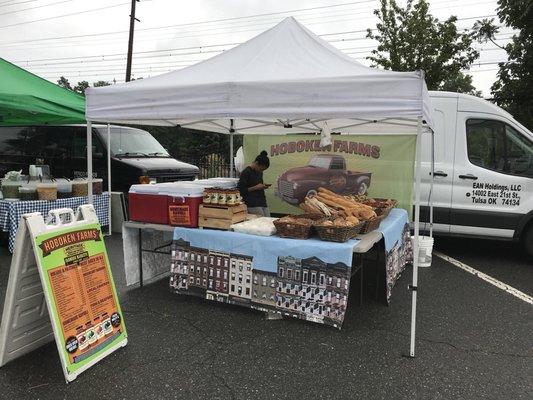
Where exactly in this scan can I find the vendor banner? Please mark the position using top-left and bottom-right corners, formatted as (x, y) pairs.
(243, 135), (416, 216)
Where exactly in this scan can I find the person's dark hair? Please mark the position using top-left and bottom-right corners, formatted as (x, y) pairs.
(254, 150), (270, 168)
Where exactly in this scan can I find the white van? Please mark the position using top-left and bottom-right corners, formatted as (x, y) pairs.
(420, 91), (533, 256)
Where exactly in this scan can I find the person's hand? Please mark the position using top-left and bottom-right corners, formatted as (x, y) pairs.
(250, 183), (269, 191)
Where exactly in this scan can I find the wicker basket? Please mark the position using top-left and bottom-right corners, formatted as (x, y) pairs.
(359, 215), (383, 234)
(273, 215), (319, 239)
(363, 199), (397, 216)
(314, 220), (364, 242)
(359, 204), (396, 234)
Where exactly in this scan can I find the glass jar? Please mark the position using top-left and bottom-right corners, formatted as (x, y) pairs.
(210, 189), (219, 204)
(218, 189), (227, 205)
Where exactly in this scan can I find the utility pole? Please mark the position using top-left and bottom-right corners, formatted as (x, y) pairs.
(125, 0), (139, 82)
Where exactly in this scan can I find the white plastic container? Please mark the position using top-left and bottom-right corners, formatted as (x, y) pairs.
(1, 180), (22, 199)
(418, 236), (434, 268)
(36, 182), (58, 201)
(56, 179), (73, 199)
(204, 178), (239, 189)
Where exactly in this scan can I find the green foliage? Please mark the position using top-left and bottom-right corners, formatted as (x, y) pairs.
(73, 81), (89, 95)
(57, 76), (72, 91)
(133, 125), (243, 163)
(55, 77), (110, 95)
(367, 0), (480, 95)
(473, 1), (533, 130)
(93, 80), (111, 87)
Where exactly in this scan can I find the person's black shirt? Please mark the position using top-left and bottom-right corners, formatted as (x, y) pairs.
(238, 166), (267, 207)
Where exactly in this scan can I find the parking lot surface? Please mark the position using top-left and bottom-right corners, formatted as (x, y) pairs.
(0, 234), (531, 400)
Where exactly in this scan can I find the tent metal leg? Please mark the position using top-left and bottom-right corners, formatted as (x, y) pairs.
(107, 123), (112, 235)
(229, 119), (235, 178)
(429, 129), (434, 238)
(87, 120), (94, 204)
(409, 116), (423, 357)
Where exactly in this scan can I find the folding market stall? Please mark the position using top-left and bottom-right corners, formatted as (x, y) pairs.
(85, 17), (434, 356)
(0, 57), (86, 125)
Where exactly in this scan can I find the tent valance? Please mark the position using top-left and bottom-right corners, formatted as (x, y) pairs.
(86, 17), (433, 131)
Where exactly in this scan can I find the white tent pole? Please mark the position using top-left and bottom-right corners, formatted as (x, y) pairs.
(429, 128), (435, 238)
(107, 123), (112, 235)
(409, 115), (423, 357)
(87, 120), (94, 204)
(229, 118), (235, 178)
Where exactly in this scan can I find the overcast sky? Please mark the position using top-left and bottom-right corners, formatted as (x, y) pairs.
(0, 0), (512, 97)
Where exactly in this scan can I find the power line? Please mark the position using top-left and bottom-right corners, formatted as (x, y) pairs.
(0, 1), (130, 28)
(0, 4), (377, 46)
(0, 0), (74, 16)
(0, 0), (496, 44)
(14, 29), (514, 68)
(0, 0), (38, 6)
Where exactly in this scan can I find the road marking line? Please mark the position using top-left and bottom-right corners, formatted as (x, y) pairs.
(434, 251), (533, 305)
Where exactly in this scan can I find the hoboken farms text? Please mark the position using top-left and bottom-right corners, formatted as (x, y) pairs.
(270, 139), (380, 159)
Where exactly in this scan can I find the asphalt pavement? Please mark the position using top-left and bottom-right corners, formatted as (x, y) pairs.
(0, 234), (531, 400)
(434, 236), (533, 297)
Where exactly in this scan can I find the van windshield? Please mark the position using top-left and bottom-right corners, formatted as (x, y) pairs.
(97, 127), (169, 157)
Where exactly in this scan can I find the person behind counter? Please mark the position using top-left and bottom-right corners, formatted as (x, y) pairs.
(238, 150), (271, 217)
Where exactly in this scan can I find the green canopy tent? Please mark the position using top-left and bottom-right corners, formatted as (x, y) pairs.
(0, 58), (113, 232)
(0, 58), (85, 125)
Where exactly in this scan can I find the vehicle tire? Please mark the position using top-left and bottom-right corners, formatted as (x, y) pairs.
(306, 189), (317, 197)
(523, 223), (533, 259)
(356, 181), (369, 195)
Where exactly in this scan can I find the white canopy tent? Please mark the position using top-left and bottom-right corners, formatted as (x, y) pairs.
(86, 17), (434, 356)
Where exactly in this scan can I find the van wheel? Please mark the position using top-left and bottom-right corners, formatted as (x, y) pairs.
(523, 224), (533, 259)
(306, 189), (317, 198)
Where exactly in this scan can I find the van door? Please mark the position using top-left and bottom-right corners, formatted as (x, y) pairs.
(71, 127), (106, 179)
(450, 114), (533, 238)
(419, 99), (456, 233)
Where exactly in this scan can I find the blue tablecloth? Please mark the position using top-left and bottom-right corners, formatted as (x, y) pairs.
(169, 208), (410, 328)
(379, 208), (409, 252)
(0, 193), (109, 252)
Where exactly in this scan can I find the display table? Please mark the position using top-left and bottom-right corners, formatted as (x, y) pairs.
(122, 209), (411, 328)
(0, 193), (109, 252)
(122, 221), (383, 286)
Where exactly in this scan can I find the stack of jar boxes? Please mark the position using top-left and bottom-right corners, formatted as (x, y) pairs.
(128, 178), (239, 228)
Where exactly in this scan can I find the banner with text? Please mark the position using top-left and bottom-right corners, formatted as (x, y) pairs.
(243, 135), (416, 216)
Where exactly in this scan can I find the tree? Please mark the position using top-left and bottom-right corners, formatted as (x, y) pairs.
(57, 76), (72, 90)
(473, 1), (533, 130)
(93, 80), (111, 87)
(367, 0), (480, 95)
(73, 80), (89, 95)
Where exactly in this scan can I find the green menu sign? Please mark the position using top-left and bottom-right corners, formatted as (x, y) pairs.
(33, 219), (127, 381)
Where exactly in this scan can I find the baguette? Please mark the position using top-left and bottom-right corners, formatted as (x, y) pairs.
(316, 195), (355, 216)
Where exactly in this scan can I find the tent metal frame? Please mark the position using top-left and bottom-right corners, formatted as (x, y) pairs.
(85, 114), (434, 358)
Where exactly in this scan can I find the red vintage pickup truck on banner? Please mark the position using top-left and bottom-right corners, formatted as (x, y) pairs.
(276, 154), (372, 204)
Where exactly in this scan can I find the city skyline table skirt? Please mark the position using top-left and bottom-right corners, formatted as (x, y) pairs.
(0, 193), (109, 252)
(170, 209), (411, 329)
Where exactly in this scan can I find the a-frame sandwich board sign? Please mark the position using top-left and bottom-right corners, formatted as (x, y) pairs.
(0, 205), (127, 382)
